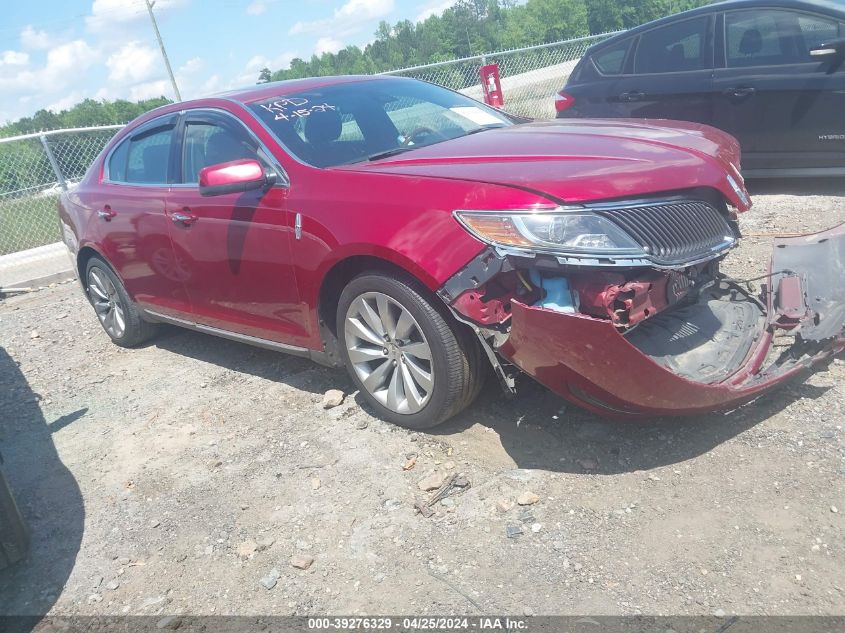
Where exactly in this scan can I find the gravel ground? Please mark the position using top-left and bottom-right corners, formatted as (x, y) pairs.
(0, 180), (843, 619)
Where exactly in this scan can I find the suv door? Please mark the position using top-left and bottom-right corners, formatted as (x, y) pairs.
(95, 115), (192, 318)
(607, 15), (716, 123)
(713, 8), (845, 172)
(166, 109), (309, 346)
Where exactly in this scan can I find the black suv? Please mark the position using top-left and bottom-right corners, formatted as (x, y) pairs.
(556, 0), (845, 177)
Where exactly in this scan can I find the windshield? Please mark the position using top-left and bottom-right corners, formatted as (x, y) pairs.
(247, 78), (513, 168)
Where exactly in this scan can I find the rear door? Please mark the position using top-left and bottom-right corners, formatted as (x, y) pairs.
(713, 8), (845, 171)
(165, 109), (309, 346)
(94, 114), (192, 318)
(605, 15), (716, 123)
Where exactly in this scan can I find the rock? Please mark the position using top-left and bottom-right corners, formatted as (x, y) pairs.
(441, 498), (455, 508)
(418, 471), (448, 491)
(256, 537), (275, 551)
(578, 458), (598, 471)
(531, 523), (542, 533)
(506, 525), (523, 538)
(374, 572), (386, 583)
(453, 476), (470, 488)
(496, 499), (515, 513)
(355, 418), (369, 430)
(443, 461), (456, 470)
(523, 607), (535, 617)
(402, 455), (417, 471)
(259, 569), (280, 590)
(105, 580), (120, 591)
(156, 616), (182, 630)
(383, 498), (403, 511)
(29, 330), (40, 339)
(553, 541), (565, 550)
(117, 557), (131, 565)
(237, 540), (257, 559)
(517, 491), (540, 506)
(149, 520), (160, 528)
(322, 389), (345, 409)
(291, 554), (314, 570)
(311, 477), (321, 491)
(713, 609), (727, 618)
(832, 506), (839, 513)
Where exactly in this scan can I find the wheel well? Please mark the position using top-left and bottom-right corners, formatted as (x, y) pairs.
(318, 256), (419, 338)
(76, 246), (101, 287)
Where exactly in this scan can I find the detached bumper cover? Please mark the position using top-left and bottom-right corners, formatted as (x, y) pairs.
(498, 224), (845, 416)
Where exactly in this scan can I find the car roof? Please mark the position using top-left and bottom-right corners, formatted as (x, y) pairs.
(211, 74), (402, 105)
(589, 0), (845, 50)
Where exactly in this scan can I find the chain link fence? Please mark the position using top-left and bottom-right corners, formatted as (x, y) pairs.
(0, 126), (122, 257)
(381, 32), (619, 119)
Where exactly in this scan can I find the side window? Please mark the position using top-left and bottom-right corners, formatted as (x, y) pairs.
(592, 39), (631, 75)
(634, 16), (710, 74)
(126, 126), (173, 185)
(107, 138), (130, 182)
(182, 121), (257, 184)
(725, 10), (800, 67)
(796, 13), (840, 58)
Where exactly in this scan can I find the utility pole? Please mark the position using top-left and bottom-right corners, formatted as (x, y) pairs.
(143, 0), (182, 101)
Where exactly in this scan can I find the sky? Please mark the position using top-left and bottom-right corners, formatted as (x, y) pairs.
(0, 0), (459, 124)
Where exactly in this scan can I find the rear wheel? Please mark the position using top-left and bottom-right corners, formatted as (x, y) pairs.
(337, 272), (484, 429)
(85, 257), (157, 348)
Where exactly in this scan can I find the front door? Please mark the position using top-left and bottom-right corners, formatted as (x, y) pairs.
(713, 7), (845, 170)
(165, 109), (309, 347)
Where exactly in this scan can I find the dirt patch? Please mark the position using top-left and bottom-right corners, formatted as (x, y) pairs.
(1, 180), (844, 617)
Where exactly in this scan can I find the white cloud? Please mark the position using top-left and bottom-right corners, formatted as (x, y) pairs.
(128, 79), (171, 101)
(414, 0), (457, 23)
(20, 25), (51, 50)
(43, 40), (97, 82)
(1, 51), (29, 66)
(107, 41), (160, 83)
(290, 0), (394, 36)
(315, 37), (343, 56)
(86, 0), (189, 33)
(246, 1), (267, 16)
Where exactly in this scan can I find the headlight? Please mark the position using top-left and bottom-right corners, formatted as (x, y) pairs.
(454, 209), (643, 255)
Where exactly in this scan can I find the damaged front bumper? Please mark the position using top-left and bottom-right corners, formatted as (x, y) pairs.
(441, 224), (845, 417)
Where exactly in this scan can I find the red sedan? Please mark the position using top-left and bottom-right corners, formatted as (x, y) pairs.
(59, 75), (845, 428)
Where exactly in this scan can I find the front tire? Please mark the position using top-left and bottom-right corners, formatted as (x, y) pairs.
(85, 257), (157, 348)
(337, 272), (484, 429)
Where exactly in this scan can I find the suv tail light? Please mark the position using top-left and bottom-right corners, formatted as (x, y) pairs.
(555, 91), (575, 113)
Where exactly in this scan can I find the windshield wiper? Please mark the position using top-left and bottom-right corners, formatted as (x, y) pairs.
(464, 125), (506, 136)
(368, 147), (415, 161)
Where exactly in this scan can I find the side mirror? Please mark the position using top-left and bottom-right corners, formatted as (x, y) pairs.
(810, 38), (845, 58)
(198, 159), (277, 197)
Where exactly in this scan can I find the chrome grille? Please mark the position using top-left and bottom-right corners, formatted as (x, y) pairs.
(593, 200), (735, 265)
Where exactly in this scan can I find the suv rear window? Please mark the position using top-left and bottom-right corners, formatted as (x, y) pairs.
(634, 16), (710, 74)
(592, 40), (631, 75)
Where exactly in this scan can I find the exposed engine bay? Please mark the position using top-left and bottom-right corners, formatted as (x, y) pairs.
(437, 197), (845, 415)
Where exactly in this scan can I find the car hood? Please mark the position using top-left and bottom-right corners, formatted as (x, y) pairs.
(337, 119), (749, 210)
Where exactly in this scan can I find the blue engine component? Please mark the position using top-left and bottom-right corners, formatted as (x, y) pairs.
(528, 270), (576, 313)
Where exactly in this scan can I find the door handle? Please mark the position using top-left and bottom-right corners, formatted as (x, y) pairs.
(724, 87), (756, 98)
(170, 209), (198, 226)
(619, 91), (645, 102)
(97, 206), (116, 221)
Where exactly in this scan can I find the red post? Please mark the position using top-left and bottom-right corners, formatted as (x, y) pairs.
(480, 63), (504, 108)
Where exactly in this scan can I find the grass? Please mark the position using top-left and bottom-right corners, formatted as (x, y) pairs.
(0, 194), (61, 256)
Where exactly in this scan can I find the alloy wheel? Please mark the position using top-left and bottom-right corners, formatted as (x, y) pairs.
(344, 291), (434, 414)
(87, 268), (126, 338)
